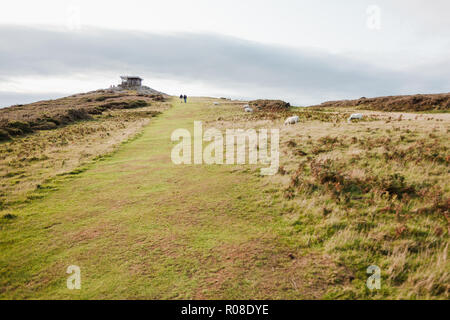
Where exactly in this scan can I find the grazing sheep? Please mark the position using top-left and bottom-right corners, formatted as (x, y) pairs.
(213, 102), (220, 105)
(244, 107), (253, 113)
(284, 116), (299, 125)
(347, 113), (363, 123)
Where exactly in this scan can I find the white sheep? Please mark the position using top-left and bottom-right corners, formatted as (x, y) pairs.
(347, 113), (363, 123)
(284, 116), (299, 125)
(213, 102), (220, 105)
(244, 107), (253, 113)
(243, 104), (250, 109)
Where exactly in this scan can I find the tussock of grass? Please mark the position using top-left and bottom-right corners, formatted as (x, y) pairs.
(2, 213), (17, 220)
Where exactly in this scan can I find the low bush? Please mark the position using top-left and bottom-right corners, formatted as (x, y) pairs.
(249, 99), (290, 111)
(288, 158), (422, 203)
(0, 128), (10, 141)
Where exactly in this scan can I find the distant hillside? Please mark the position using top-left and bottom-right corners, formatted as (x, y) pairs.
(0, 90), (165, 141)
(310, 93), (450, 112)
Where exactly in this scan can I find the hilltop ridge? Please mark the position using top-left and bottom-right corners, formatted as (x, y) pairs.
(310, 92), (450, 112)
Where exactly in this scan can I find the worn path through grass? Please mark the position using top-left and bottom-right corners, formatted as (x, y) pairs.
(0, 98), (342, 299)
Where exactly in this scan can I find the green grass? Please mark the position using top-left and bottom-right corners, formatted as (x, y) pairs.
(2, 97), (447, 300)
(0, 98), (344, 299)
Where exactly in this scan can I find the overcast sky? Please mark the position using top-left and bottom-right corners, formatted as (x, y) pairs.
(0, 0), (449, 107)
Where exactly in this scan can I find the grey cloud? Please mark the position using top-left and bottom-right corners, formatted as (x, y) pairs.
(0, 91), (67, 108)
(0, 25), (449, 105)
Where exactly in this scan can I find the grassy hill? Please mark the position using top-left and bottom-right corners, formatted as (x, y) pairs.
(0, 90), (165, 141)
(0, 90), (169, 208)
(0, 94), (448, 299)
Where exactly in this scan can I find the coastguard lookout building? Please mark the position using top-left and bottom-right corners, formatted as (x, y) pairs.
(120, 76), (143, 87)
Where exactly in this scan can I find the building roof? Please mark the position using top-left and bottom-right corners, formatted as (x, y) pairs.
(120, 76), (143, 80)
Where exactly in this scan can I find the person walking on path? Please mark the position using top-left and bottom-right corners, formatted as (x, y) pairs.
(179, 94), (183, 101)
(183, 95), (187, 103)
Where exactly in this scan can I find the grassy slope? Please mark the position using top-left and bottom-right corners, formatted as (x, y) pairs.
(0, 98), (345, 299)
(0, 103), (168, 207)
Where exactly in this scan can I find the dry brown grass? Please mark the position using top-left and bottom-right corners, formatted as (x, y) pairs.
(249, 99), (290, 111)
(206, 99), (449, 299)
